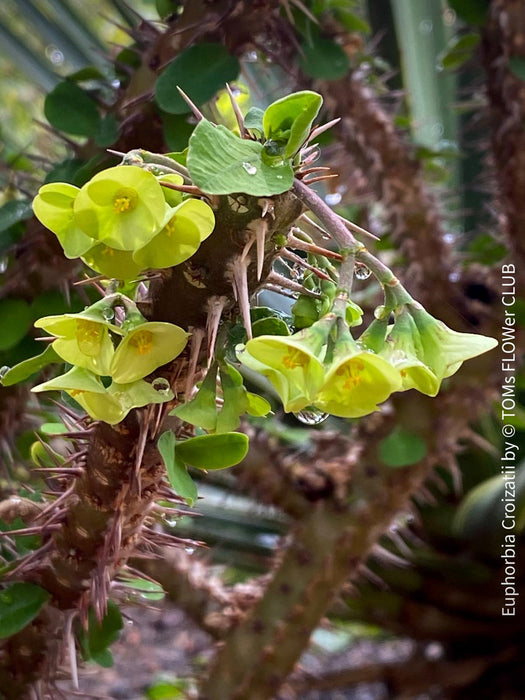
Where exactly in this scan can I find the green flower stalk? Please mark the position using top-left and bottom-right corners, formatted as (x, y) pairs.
(34, 299), (123, 376)
(314, 321), (402, 418)
(237, 315), (335, 412)
(110, 321), (189, 383)
(33, 182), (95, 258)
(73, 165), (166, 251)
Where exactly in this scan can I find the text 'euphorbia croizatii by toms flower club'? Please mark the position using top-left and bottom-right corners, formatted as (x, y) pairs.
(6, 92), (497, 436)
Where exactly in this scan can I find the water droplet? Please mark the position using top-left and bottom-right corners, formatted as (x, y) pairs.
(0, 366), (10, 379)
(0, 257), (8, 273)
(354, 264), (372, 280)
(294, 408), (329, 425)
(102, 307), (115, 321)
(106, 279), (119, 294)
(242, 162), (257, 175)
(242, 50), (258, 62)
(185, 546), (195, 554)
(448, 271), (460, 282)
(419, 19), (433, 34)
(443, 233), (454, 244)
(152, 377), (171, 395)
(373, 305), (387, 320)
(324, 192), (342, 206)
(112, 78), (121, 89)
(276, 174), (283, 180)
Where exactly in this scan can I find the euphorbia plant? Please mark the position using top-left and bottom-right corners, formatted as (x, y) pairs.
(0, 88), (498, 692)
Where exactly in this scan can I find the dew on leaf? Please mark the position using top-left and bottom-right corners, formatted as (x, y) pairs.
(373, 305), (387, 320)
(242, 162), (257, 175)
(102, 307), (115, 321)
(152, 377), (171, 395)
(0, 366), (10, 379)
(0, 257), (8, 273)
(293, 408), (329, 425)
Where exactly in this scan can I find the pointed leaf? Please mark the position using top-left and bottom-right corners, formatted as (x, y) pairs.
(158, 431), (198, 505)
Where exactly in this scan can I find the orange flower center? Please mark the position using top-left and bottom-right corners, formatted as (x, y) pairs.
(336, 360), (365, 390)
(282, 348), (309, 370)
(164, 218), (176, 237)
(69, 389), (85, 397)
(129, 330), (154, 355)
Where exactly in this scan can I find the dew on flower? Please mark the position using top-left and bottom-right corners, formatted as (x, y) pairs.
(152, 377), (171, 394)
(294, 408), (329, 425)
(354, 264), (372, 280)
(129, 330), (154, 355)
(76, 320), (103, 356)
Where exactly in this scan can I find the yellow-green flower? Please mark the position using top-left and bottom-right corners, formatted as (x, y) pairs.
(82, 242), (144, 281)
(73, 165), (166, 251)
(32, 367), (174, 425)
(314, 326), (402, 418)
(110, 321), (189, 383)
(33, 182), (95, 258)
(237, 315), (335, 412)
(34, 299), (122, 376)
(403, 303), (498, 382)
(375, 311), (440, 397)
(32, 367), (125, 424)
(133, 199), (215, 270)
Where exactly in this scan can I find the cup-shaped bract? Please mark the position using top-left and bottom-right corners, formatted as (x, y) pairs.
(110, 321), (189, 383)
(32, 366), (125, 424)
(314, 328), (402, 418)
(34, 299), (122, 376)
(73, 165), (166, 251)
(133, 199), (215, 270)
(405, 303), (498, 381)
(81, 242), (144, 280)
(33, 182), (95, 258)
(378, 310), (440, 397)
(237, 314), (335, 412)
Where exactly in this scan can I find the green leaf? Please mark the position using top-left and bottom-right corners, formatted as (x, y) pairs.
(447, 0), (489, 26)
(298, 36), (350, 80)
(170, 363), (219, 431)
(246, 392), (271, 417)
(216, 364), (247, 433)
(82, 602), (123, 658)
(147, 678), (187, 699)
(243, 107), (265, 136)
(161, 113), (195, 151)
(0, 583), (50, 639)
(176, 432), (249, 470)
(509, 57), (525, 82)
(187, 120), (294, 196)
(119, 575), (165, 601)
(94, 114), (120, 147)
(155, 43), (239, 115)
(158, 431), (198, 505)
(0, 299), (33, 351)
(438, 33), (480, 71)
(263, 91), (323, 158)
(44, 81), (101, 137)
(0, 345), (62, 386)
(378, 427), (427, 468)
(0, 200), (33, 232)
(252, 317), (291, 337)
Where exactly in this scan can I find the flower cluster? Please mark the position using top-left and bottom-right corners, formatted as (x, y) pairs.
(237, 303), (497, 419)
(33, 165), (215, 280)
(32, 297), (189, 424)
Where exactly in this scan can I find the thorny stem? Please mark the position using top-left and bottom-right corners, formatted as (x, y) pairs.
(332, 253), (355, 317)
